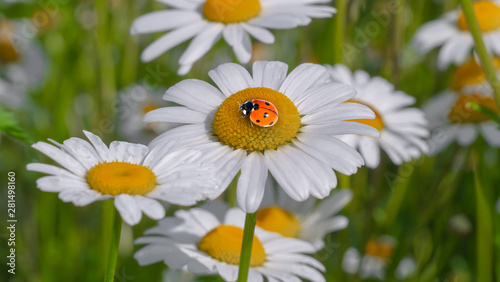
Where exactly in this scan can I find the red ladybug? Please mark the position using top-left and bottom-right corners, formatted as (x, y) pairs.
(239, 99), (278, 127)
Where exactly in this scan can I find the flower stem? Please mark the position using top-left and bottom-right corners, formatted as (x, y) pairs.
(459, 0), (500, 108)
(104, 207), (122, 282)
(237, 212), (257, 282)
(473, 150), (493, 282)
(333, 0), (347, 64)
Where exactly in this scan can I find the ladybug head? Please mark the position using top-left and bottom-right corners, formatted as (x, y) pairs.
(239, 100), (255, 116)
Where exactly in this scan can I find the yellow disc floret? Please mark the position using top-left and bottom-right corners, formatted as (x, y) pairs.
(256, 207), (301, 237)
(451, 57), (500, 91)
(86, 162), (157, 196)
(198, 225), (266, 266)
(0, 20), (19, 64)
(365, 240), (395, 259)
(212, 87), (301, 152)
(346, 100), (384, 131)
(448, 93), (499, 124)
(458, 1), (500, 32)
(203, 0), (261, 24)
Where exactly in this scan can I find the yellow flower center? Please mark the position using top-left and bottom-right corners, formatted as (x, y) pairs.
(457, 1), (500, 32)
(346, 100), (384, 131)
(86, 162), (157, 196)
(448, 94), (499, 124)
(212, 87), (301, 152)
(0, 21), (19, 64)
(198, 225), (266, 266)
(143, 104), (159, 115)
(365, 240), (394, 259)
(256, 206), (301, 237)
(203, 0), (261, 24)
(451, 57), (500, 91)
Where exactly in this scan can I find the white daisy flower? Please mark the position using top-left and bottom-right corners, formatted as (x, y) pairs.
(342, 236), (415, 280)
(0, 18), (46, 88)
(257, 177), (352, 250)
(412, 0), (500, 70)
(424, 58), (500, 153)
(26, 131), (219, 226)
(134, 206), (326, 282)
(327, 64), (429, 168)
(118, 84), (176, 143)
(0, 77), (24, 108)
(425, 90), (500, 153)
(131, 0), (336, 75)
(144, 61), (380, 213)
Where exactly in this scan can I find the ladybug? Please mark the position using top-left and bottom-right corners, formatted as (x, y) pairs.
(239, 99), (278, 127)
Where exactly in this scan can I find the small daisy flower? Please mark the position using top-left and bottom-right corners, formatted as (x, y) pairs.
(412, 0), (500, 69)
(0, 18), (46, 88)
(134, 206), (326, 282)
(144, 61), (380, 213)
(257, 177), (352, 250)
(131, 0), (336, 75)
(327, 64), (429, 168)
(424, 59), (500, 153)
(342, 236), (415, 280)
(27, 131), (218, 226)
(118, 84), (176, 143)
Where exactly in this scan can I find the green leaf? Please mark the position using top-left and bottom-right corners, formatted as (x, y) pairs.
(467, 101), (500, 127)
(0, 108), (33, 144)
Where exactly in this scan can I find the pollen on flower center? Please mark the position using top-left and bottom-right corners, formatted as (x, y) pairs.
(256, 206), (301, 237)
(451, 57), (500, 91)
(346, 100), (384, 131)
(212, 87), (301, 152)
(457, 1), (500, 32)
(448, 93), (499, 124)
(203, 0), (261, 24)
(198, 225), (266, 266)
(86, 162), (157, 196)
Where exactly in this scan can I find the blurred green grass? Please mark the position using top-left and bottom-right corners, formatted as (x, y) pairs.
(0, 0), (499, 281)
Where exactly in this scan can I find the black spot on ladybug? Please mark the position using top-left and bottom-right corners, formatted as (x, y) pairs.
(254, 104), (260, 110)
(256, 120), (261, 123)
(263, 112), (269, 118)
(269, 121), (274, 126)
(265, 101), (270, 106)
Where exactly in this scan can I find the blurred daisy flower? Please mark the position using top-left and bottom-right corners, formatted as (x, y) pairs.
(131, 0), (336, 75)
(327, 64), (429, 168)
(144, 61), (380, 213)
(257, 178), (352, 250)
(424, 58), (500, 153)
(117, 84), (176, 143)
(27, 131), (218, 225)
(0, 18), (46, 108)
(134, 206), (326, 282)
(342, 236), (416, 280)
(412, 0), (500, 69)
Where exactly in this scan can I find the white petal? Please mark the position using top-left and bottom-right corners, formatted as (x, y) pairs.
(456, 125), (478, 146)
(164, 79), (225, 113)
(252, 61), (288, 90)
(83, 130), (113, 162)
(136, 196), (166, 220)
(115, 194), (143, 225)
(279, 63), (329, 102)
(223, 25), (252, 63)
(108, 141), (149, 164)
(481, 123), (500, 147)
(216, 264), (239, 281)
(242, 24), (275, 44)
(237, 152), (268, 213)
(143, 107), (208, 124)
(358, 137), (381, 169)
(209, 63), (254, 97)
(141, 21), (206, 62)
(130, 10), (202, 35)
(301, 102), (375, 125)
(32, 142), (87, 177)
(179, 23), (224, 65)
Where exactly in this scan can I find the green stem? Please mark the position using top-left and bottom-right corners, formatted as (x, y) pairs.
(237, 212), (257, 282)
(473, 154), (493, 282)
(383, 164), (412, 228)
(333, 0), (347, 64)
(459, 0), (500, 108)
(104, 207), (122, 282)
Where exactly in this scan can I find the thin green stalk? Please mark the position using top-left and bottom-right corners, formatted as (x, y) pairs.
(459, 0), (500, 108)
(383, 164), (413, 228)
(473, 156), (493, 282)
(338, 173), (351, 189)
(104, 207), (122, 282)
(333, 0), (347, 64)
(237, 212), (257, 282)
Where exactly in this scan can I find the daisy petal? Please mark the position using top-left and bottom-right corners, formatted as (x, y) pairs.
(237, 152), (269, 213)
